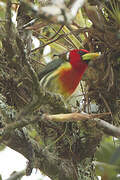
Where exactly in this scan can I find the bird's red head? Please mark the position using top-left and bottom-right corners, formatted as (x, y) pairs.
(69, 49), (89, 70)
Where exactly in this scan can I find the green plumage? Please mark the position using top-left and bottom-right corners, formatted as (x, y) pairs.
(38, 59), (65, 80)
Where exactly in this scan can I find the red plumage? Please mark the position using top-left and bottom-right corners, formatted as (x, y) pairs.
(59, 49), (89, 96)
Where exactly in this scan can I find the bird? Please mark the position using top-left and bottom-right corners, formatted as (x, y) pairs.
(38, 49), (99, 99)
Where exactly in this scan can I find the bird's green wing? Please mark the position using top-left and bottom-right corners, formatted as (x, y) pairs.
(38, 58), (65, 80)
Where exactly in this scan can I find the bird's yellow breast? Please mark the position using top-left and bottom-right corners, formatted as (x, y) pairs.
(40, 62), (83, 99)
(40, 62), (71, 98)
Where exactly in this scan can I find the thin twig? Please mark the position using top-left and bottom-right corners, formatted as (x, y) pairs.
(31, 28), (89, 52)
(31, 34), (66, 52)
(43, 112), (110, 123)
(99, 92), (113, 120)
(49, 24), (64, 40)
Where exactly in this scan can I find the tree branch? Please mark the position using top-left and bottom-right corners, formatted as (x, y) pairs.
(1, 108), (119, 139)
(93, 118), (120, 138)
(43, 112), (120, 138)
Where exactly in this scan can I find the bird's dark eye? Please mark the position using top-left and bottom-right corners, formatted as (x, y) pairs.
(77, 50), (87, 56)
(77, 50), (90, 64)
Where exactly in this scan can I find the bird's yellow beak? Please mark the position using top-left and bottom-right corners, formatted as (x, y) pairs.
(82, 52), (100, 61)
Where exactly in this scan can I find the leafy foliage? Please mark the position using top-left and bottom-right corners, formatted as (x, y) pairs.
(96, 136), (120, 180)
(0, 0), (120, 180)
